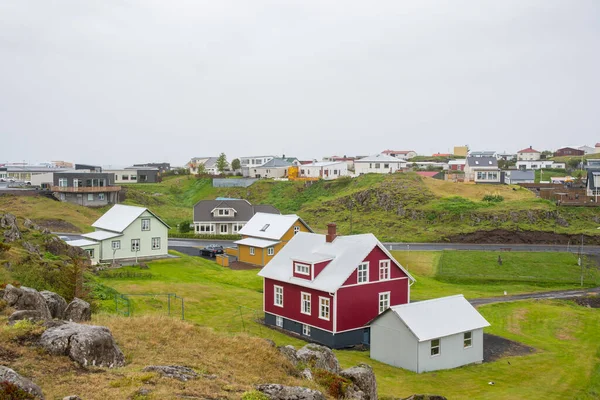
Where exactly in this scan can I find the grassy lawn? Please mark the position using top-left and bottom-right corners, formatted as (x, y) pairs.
(422, 177), (534, 201)
(93, 252), (600, 399)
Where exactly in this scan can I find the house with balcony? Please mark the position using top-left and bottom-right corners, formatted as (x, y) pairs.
(258, 224), (415, 348)
(464, 157), (502, 184)
(234, 213), (312, 267)
(52, 172), (121, 206)
(193, 199), (280, 235)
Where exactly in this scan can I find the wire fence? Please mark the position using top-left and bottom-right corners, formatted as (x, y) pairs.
(114, 293), (185, 319)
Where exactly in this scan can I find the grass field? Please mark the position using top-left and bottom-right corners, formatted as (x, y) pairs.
(422, 177), (534, 201)
(0, 195), (103, 232)
(90, 251), (600, 399)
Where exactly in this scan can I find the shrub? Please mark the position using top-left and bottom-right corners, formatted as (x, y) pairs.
(178, 220), (193, 234)
(482, 194), (504, 203)
(0, 381), (36, 400)
(313, 369), (352, 398)
(0, 242), (11, 253)
(241, 390), (269, 400)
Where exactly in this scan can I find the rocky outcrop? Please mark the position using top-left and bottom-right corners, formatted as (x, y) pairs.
(41, 290), (68, 319)
(64, 298), (91, 322)
(142, 365), (198, 382)
(40, 322), (125, 368)
(296, 344), (341, 374)
(8, 310), (45, 325)
(278, 345), (299, 366)
(3, 284), (52, 320)
(0, 365), (45, 399)
(22, 241), (41, 255)
(340, 364), (377, 400)
(256, 384), (325, 400)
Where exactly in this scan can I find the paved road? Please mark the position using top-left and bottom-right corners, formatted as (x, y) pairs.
(470, 286), (600, 306)
(54, 234), (600, 254)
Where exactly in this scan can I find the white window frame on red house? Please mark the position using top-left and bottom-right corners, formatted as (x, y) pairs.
(295, 262), (310, 275)
(301, 292), (311, 315)
(302, 324), (311, 336)
(379, 292), (390, 314)
(379, 260), (390, 280)
(357, 262), (369, 283)
(276, 316), (283, 327)
(274, 285), (284, 307)
(319, 297), (330, 320)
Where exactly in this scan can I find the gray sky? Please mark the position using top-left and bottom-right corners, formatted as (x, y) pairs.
(1, 0), (599, 166)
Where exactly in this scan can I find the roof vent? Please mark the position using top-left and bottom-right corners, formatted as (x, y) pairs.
(475, 161), (479, 165)
(260, 224), (270, 232)
(489, 161), (492, 165)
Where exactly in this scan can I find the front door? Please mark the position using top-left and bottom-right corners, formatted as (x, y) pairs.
(220, 224), (228, 234)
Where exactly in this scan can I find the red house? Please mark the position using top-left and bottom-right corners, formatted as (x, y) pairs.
(258, 224), (415, 348)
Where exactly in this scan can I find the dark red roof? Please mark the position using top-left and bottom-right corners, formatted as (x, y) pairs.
(517, 147), (540, 153)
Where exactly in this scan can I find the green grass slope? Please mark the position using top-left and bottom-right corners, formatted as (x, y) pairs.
(122, 174), (600, 242)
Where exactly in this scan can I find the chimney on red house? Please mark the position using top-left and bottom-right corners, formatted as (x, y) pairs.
(326, 223), (337, 243)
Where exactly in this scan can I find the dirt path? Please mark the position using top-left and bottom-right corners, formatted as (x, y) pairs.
(470, 286), (600, 306)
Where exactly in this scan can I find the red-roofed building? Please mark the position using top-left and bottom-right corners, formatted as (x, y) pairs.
(382, 150), (417, 160)
(517, 146), (541, 161)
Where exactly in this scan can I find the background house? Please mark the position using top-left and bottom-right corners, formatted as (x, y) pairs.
(105, 166), (160, 184)
(448, 159), (466, 171)
(554, 147), (584, 157)
(516, 160), (566, 170)
(52, 172), (120, 206)
(464, 157), (501, 184)
(453, 146), (469, 157)
(240, 156), (276, 177)
(78, 204), (170, 263)
(468, 151), (496, 158)
(381, 150), (417, 160)
(251, 158), (292, 179)
(298, 161), (349, 180)
(258, 224), (415, 348)
(355, 154), (407, 175)
(504, 170), (535, 185)
(193, 199), (279, 235)
(517, 147), (541, 161)
(370, 295), (489, 373)
(188, 157), (219, 175)
(133, 162), (171, 173)
(235, 213), (312, 267)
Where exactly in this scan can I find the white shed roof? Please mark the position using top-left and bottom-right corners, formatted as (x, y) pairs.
(66, 239), (99, 247)
(238, 213), (312, 240)
(234, 237), (280, 248)
(81, 231), (123, 241)
(258, 232), (414, 293)
(383, 295), (490, 342)
(355, 154), (406, 163)
(91, 204), (170, 233)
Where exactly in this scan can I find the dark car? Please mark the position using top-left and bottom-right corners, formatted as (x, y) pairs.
(200, 244), (224, 258)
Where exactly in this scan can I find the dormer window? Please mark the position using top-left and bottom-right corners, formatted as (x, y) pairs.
(260, 224), (270, 232)
(214, 208), (235, 217)
(295, 263), (310, 275)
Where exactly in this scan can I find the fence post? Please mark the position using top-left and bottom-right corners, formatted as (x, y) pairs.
(167, 294), (171, 316)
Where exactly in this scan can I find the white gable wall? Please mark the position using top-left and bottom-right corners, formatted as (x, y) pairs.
(97, 210), (169, 261)
(370, 310), (418, 372)
(355, 161), (405, 175)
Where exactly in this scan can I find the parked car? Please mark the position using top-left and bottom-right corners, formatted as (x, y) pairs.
(200, 244), (224, 257)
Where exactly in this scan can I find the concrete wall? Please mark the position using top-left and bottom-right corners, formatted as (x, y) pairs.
(213, 178), (258, 187)
(97, 210), (168, 261)
(58, 191), (115, 206)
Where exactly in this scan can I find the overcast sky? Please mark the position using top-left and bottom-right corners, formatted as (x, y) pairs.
(1, 0), (599, 166)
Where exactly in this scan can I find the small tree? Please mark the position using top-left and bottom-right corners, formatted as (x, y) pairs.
(540, 150), (553, 160)
(231, 158), (241, 171)
(179, 220), (192, 233)
(216, 153), (229, 174)
(567, 158), (580, 171)
(195, 163), (206, 176)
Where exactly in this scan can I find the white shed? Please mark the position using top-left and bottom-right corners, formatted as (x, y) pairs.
(370, 295), (490, 373)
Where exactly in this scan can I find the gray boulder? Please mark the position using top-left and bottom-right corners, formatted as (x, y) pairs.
(142, 365), (198, 381)
(41, 290), (68, 319)
(40, 322), (125, 368)
(296, 344), (341, 374)
(8, 310), (45, 325)
(63, 396), (82, 400)
(22, 241), (41, 255)
(278, 345), (299, 366)
(340, 364), (377, 400)
(3, 284), (52, 320)
(64, 298), (91, 322)
(0, 213), (17, 229)
(0, 365), (45, 399)
(256, 384), (325, 400)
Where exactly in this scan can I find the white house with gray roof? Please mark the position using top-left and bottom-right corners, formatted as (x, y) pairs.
(188, 157), (220, 175)
(370, 295), (490, 373)
(355, 154), (407, 175)
(70, 204), (170, 263)
(193, 199), (280, 235)
(464, 157), (502, 184)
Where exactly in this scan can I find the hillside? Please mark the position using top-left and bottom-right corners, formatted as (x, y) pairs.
(121, 174), (600, 242)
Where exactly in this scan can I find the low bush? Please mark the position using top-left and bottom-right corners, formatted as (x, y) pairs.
(312, 369), (352, 398)
(0, 242), (11, 253)
(482, 194), (504, 203)
(241, 390), (269, 400)
(0, 381), (36, 400)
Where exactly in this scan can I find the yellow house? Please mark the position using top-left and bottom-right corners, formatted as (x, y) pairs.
(234, 213), (313, 267)
(453, 146), (469, 157)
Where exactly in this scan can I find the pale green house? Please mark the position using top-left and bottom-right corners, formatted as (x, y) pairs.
(75, 204), (170, 263)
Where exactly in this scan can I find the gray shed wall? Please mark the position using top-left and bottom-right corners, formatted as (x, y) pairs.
(417, 328), (484, 373)
(370, 311), (418, 372)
